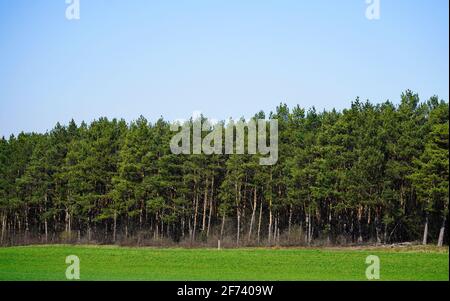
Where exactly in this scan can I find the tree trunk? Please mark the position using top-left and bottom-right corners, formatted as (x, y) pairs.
(288, 205), (293, 241)
(308, 210), (312, 245)
(327, 205), (332, 245)
(236, 182), (241, 246)
(273, 216), (278, 245)
(268, 202), (273, 244)
(68, 214), (71, 237)
(193, 190), (199, 241)
(422, 215), (429, 245)
(24, 205), (29, 233)
(202, 178), (209, 233)
(357, 206), (363, 243)
(44, 218), (48, 243)
(154, 213), (159, 240)
(437, 215), (446, 247)
(65, 208), (71, 236)
(248, 187), (257, 241)
(236, 207), (240, 246)
(207, 177), (214, 238)
(87, 223), (91, 241)
(277, 221), (280, 245)
(181, 213), (185, 238)
(257, 201), (262, 244)
(126, 215), (129, 238)
(375, 208), (381, 244)
(113, 211), (117, 242)
(220, 213), (226, 240)
(268, 170), (273, 245)
(188, 217), (192, 241)
(1, 214), (6, 245)
(305, 211), (309, 243)
(105, 220), (108, 240)
(139, 206), (143, 231)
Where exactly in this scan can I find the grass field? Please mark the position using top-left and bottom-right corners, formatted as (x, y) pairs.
(0, 245), (448, 281)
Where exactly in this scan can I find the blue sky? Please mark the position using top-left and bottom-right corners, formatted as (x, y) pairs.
(0, 0), (448, 137)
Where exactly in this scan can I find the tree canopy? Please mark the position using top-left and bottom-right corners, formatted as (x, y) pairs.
(0, 91), (448, 247)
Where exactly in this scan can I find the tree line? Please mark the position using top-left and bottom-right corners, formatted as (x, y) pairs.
(0, 91), (448, 247)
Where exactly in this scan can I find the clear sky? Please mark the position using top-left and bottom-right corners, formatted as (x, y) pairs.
(0, 0), (448, 137)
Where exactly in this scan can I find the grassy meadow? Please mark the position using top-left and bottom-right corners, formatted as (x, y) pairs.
(0, 245), (448, 281)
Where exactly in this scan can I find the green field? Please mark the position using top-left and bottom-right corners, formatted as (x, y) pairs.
(0, 245), (448, 281)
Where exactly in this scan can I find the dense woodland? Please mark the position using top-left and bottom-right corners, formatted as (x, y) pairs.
(0, 91), (448, 247)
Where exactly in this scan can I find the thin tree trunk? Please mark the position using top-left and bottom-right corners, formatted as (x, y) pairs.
(220, 213), (226, 240)
(422, 215), (429, 245)
(305, 210), (309, 243)
(43, 193), (48, 243)
(268, 202), (273, 244)
(113, 210), (117, 242)
(327, 203), (332, 245)
(257, 201), (262, 244)
(15, 218), (18, 240)
(268, 170), (273, 245)
(139, 206), (143, 231)
(273, 216), (276, 242)
(202, 179), (209, 233)
(308, 210), (312, 245)
(1, 214), (6, 245)
(125, 215), (129, 238)
(68, 212), (71, 237)
(288, 205), (293, 240)
(236, 182), (241, 246)
(273, 216), (278, 245)
(237, 208), (240, 246)
(87, 222), (91, 241)
(375, 207), (381, 244)
(167, 222), (170, 237)
(299, 217), (303, 243)
(437, 216), (446, 247)
(181, 210), (185, 238)
(277, 221), (280, 245)
(207, 177), (214, 238)
(357, 206), (363, 243)
(188, 217), (192, 241)
(44, 218), (48, 243)
(248, 187), (257, 241)
(193, 190), (199, 241)
(24, 205), (29, 233)
(155, 213), (159, 240)
(65, 208), (71, 236)
(105, 220), (108, 240)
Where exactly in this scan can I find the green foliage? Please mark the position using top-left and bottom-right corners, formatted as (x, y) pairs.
(0, 91), (448, 245)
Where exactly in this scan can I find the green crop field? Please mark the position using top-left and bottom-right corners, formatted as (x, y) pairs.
(0, 245), (448, 281)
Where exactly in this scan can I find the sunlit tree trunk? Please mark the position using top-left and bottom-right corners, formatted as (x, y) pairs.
(248, 187), (257, 241)
(437, 216), (446, 247)
(257, 201), (262, 244)
(1, 214), (6, 244)
(220, 213), (226, 240)
(422, 215), (429, 245)
(44, 218), (48, 243)
(207, 177), (214, 238)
